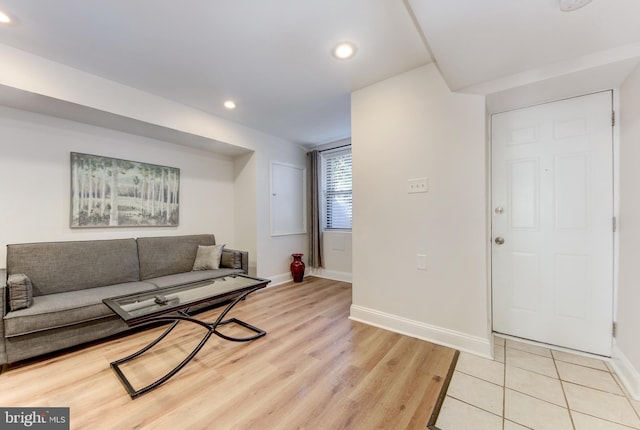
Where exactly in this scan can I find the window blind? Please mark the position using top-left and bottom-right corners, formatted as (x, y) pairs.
(322, 148), (352, 229)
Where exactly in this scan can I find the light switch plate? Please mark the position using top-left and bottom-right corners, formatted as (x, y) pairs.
(417, 254), (427, 270)
(408, 178), (428, 194)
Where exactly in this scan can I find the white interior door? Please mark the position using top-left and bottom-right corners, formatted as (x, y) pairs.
(491, 91), (614, 356)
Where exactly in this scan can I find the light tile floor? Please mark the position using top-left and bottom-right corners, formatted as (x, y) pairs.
(436, 336), (640, 430)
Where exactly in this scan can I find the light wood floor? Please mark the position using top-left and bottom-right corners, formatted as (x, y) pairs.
(0, 277), (457, 429)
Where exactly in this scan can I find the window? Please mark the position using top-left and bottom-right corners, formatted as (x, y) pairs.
(322, 147), (352, 229)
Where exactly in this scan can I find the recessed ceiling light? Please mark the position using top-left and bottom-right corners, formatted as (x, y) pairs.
(0, 9), (12, 24)
(559, 0), (593, 11)
(332, 42), (357, 60)
(223, 100), (236, 110)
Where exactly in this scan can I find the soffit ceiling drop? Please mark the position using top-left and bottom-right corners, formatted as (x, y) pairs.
(0, 0), (429, 147)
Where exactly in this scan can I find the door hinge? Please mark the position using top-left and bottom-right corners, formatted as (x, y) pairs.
(613, 216), (617, 233)
(612, 111), (616, 127)
(613, 321), (617, 338)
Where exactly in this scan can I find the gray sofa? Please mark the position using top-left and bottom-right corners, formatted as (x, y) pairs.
(0, 234), (248, 365)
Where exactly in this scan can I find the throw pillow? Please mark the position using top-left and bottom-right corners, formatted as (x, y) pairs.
(7, 273), (34, 311)
(220, 250), (242, 269)
(192, 244), (225, 271)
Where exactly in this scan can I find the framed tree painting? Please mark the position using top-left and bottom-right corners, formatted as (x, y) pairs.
(70, 153), (180, 228)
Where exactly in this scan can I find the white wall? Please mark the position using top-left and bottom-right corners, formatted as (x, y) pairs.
(234, 153), (258, 275)
(309, 231), (353, 282)
(254, 142), (309, 283)
(350, 64), (490, 356)
(0, 43), (308, 281)
(0, 105), (236, 266)
(615, 63), (640, 399)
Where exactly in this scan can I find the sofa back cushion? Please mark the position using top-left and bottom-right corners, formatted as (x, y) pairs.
(137, 234), (216, 280)
(6, 239), (140, 296)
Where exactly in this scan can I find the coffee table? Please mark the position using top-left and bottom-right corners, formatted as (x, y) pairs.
(103, 274), (270, 398)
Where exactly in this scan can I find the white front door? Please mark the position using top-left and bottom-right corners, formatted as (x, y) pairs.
(491, 91), (614, 356)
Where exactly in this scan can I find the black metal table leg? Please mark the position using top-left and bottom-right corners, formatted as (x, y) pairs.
(110, 286), (266, 399)
(211, 287), (267, 342)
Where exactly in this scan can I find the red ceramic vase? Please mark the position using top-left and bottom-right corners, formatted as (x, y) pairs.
(290, 253), (305, 282)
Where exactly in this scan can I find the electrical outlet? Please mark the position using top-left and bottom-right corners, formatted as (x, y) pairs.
(408, 178), (428, 194)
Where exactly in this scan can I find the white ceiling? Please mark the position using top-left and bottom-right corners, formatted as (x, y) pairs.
(1, 0), (640, 148)
(409, 0), (640, 92)
(0, 0), (429, 147)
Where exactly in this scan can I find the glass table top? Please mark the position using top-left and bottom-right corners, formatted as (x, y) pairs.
(103, 274), (270, 323)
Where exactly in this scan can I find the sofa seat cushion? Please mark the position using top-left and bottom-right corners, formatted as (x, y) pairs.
(146, 269), (243, 289)
(3, 281), (158, 337)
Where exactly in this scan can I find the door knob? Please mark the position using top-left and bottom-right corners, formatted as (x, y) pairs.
(494, 207), (504, 214)
(494, 237), (505, 245)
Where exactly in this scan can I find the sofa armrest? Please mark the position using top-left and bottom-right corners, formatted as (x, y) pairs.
(221, 249), (249, 274)
(1, 269), (6, 314)
(0, 269), (7, 364)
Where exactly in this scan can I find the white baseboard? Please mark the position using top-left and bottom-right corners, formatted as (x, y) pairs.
(265, 272), (293, 287)
(611, 343), (640, 400)
(263, 269), (351, 287)
(308, 268), (352, 283)
(349, 304), (492, 358)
